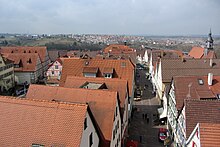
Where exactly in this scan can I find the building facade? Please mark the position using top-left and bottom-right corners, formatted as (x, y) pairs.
(0, 55), (14, 93)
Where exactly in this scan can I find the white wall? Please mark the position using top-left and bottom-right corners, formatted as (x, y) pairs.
(80, 111), (99, 147)
(110, 100), (122, 147)
(186, 123), (200, 147)
(122, 92), (129, 140)
(46, 61), (62, 79)
(143, 50), (149, 64)
(15, 72), (31, 84)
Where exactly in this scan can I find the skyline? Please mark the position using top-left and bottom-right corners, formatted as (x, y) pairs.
(0, 0), (220, 35)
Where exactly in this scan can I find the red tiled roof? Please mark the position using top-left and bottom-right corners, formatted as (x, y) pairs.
(103, 44), (135, 54)
(2, 53), (40, 71)
(83, 67), (99, 73)
(184, 99), (220, 138)
(151, 49), (182, 68)
(63, 76), (128, 108)
(26, 84), (117, 142)
(199, 123), (220, 147)
(103, 67), (114, 73)
(189, 47), (204, 58)
(161, 58), (220, 83)
(173, 76), (220, 110)
(0, 46), (48, 63)
(0, 96), (87, 147)
(204, 50), (217, 59)
(188, 47), (217, 59)
(48, 50), (59, 62)
(60, 58), (134, 96)
(48, 57), (64, 69)
(102, 44), (137, 64)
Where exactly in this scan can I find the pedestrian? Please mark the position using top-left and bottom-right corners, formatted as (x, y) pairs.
(145, 113), (148, 120)
(139, 135), (142, 143)
(142, 113), (144, 119)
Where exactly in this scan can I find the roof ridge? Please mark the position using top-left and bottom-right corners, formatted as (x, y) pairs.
(0, 95), (88, 108)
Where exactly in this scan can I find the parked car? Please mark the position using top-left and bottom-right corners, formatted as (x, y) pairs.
(158, 128), (168, 142)
(135, 89), (142, 98)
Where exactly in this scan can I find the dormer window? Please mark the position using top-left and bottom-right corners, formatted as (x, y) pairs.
(27, 58), (32, 64)
(14, 60), (23, 68)
(121, 62), (126, 67)
(104, 73), (112, 78)
(32, 144), (45, 147)
(198, 79), (204, 85)
(83, 67), (98, 78)
(103, 67), (113, 78)
(85, 61), (89, 66)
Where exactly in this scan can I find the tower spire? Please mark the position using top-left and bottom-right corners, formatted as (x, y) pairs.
(206, 29), (214, 50)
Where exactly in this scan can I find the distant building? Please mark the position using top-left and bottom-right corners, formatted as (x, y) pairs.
(0, 54), (14, 92)
(188, 30), (216, 59)
(46, 58), (64, 85)
(101, 44), (137, 65)
(59, 58), (135, 118)
(0, 46), (51, 77)
(2, 53), (43, 85)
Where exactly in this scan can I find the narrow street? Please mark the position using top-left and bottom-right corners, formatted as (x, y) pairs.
(128, 68), (164, 147)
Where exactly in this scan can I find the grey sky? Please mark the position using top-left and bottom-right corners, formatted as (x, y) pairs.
(0, 0), (219, 35)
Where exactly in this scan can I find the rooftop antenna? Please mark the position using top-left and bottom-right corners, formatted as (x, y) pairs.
(186, 82), (192, 99)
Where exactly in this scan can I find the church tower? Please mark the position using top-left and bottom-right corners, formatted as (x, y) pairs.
(204, 29), (214, 56)
(206, 29), (214, 50)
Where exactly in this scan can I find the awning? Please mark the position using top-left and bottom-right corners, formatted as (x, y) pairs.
(158, 107), (167, 119)
(158, 107), (163, 115)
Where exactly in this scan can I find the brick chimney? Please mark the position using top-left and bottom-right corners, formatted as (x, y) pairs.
(208, 73), (213, 86)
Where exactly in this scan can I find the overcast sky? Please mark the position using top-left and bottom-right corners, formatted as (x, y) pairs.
(0, 0), (219, 35)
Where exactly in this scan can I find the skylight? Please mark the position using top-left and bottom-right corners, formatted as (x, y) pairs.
(198, 79), (204, 85)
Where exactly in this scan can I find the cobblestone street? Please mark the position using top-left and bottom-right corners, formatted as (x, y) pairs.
(128, 69), (165, 147)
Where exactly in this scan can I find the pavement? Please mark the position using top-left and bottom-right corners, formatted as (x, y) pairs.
(127, 69), (165, 147)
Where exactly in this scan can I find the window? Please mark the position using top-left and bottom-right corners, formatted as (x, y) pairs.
(32, 144), (44, 147)
(121, 62), (126, 67)
(115, 106), (117, 116)
(84, 118), (87, 130)
(52, 71), (54, 75)
(198, 79), (204, 85)
(0, 61), (2, 64)
(55, 65), (58, 69)
(113, 129), (115, 140)
(104, 73), (112, 78)
(89, 132), (93, 147)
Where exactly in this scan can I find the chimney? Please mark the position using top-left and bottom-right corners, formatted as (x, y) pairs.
(160, 50), (164, 57)
(204, 48), (208, 56)
(208, 73), (213, 86)
(209, 58), (213, 67)
(181, 56), (186, 62)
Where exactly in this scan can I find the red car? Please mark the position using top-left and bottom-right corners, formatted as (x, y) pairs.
(158, 128), (167, 142)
